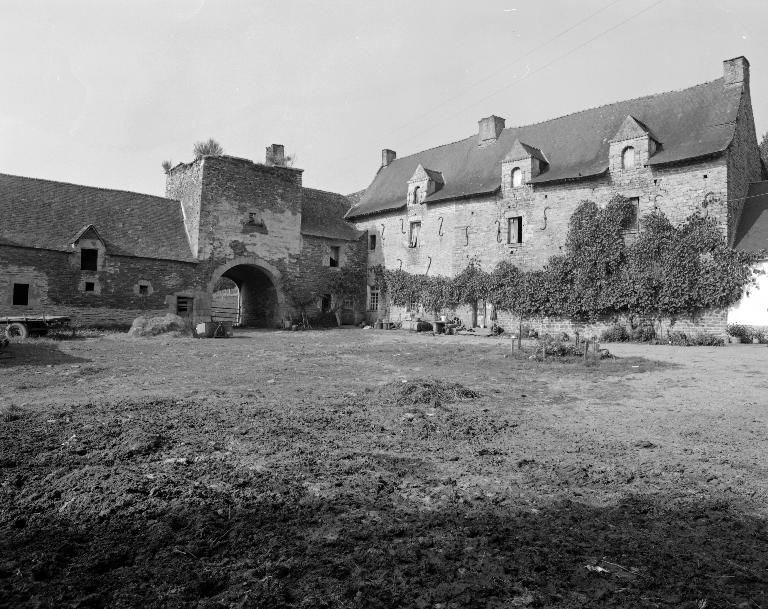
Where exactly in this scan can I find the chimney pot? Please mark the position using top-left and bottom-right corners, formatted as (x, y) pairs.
(382, 149), (396, 168)
(266, 144), (285, 166)
(478, 115), (506, 145)
(723, 56), (749, 87)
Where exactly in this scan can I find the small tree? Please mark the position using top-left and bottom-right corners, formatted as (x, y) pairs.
(193, 138), (224, 159)
(760, 131), (768, 170)
(161, 159), (172, 174)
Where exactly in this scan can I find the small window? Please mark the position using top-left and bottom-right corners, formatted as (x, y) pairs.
(139, 284), (149, 296)
(80, 248), (98, 271)
(507, 216), (523, 244)
(621, 146), (635, 170)
(321, 294), (332, 312)
(622, 197), (640, 232)
(12, 283), (29, 306)
(368, 289), (379, 312)
(412, 186), (421, 205)
(84, 282), (95, 292)
(368, 234), (377, 250)
(409, 221), (421, 247)
(329, 246), (340, 267)
(176, 296), (194, 316)
(511, 167), (523, 188)
(342, 296), (353, 309)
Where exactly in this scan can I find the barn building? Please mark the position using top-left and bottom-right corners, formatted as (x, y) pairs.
(346, 56), (766, 335)
(0, 145), (365, 329)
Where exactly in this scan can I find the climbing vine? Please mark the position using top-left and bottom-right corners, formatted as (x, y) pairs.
(371, 200), (764, 324)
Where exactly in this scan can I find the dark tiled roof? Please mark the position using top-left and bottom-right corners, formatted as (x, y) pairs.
(347, 78), (742, 219)
(0, 173), (195, 261)
(734, 181), (768, 255)
(301, 188), (362, 241)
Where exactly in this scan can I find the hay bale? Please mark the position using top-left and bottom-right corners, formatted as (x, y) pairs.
(127, 314), (189, 338)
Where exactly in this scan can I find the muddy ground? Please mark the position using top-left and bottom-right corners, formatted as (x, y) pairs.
(1, 330), (767, 608)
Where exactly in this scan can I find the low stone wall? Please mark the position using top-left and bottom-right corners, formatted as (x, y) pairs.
(379, 303), (728, 339)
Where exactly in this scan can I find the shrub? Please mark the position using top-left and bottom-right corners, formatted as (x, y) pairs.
(727, 323), (750, 339)
(600, 324), (630, 342)
(752, 329), (768, 344)
(630, 322), (657, 342)
(668, 331), (724, 347)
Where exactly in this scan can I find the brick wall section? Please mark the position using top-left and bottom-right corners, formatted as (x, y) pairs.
(0, 245), (198, 324)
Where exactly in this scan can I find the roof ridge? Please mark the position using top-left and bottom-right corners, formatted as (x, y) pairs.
(373, 78), (723, 171)
(504, 77), (723, 131)
(0, 172), (179, 203)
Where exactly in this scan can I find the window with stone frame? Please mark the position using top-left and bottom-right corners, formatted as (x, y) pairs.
(622, 197), (640, 233)
(409, 221), (421, 247)
(507, 216), (523, 244)
(80, 248), (98, 271)
(368, 289), (379, 311)
(368, 234), (377, 250)
(12, 283), (29, 306)
(329, 246), (340, 267)
(511, 167), (523, 188)
(139, 284), (149, 296)
(411, 186), (421, 205)
(621, 146), (636, 170)
(84, 282), (95, 292)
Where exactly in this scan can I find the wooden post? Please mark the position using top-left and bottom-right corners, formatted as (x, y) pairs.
(518, 319), (523, 351)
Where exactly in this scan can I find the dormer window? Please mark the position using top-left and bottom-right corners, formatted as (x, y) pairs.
(621, 146), (636, 169)
(511, 167), (523, 188)
(80, 248), (98, 271)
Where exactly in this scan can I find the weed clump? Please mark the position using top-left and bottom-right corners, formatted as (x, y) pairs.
(378, 379), (479, 408)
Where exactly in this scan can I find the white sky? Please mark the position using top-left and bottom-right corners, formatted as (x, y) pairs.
(0, 0), (765, 198)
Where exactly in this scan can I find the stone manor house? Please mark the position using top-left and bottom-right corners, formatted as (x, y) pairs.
(1, 56), (767, 334)
(347, 56), (768, 333)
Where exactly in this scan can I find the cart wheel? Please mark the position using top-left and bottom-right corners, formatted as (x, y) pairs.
(5, 322), (29, 341)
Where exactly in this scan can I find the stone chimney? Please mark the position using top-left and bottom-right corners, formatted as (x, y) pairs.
(723, 56), (749, 88)
(266, 144), (285, 166)
(381, 149), (396, 168)
(478, 115), (506, 146)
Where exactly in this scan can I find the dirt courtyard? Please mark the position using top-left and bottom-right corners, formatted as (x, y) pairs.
(1, 330), (767, 608)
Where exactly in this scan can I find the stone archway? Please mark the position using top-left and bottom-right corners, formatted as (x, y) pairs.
(208, 257), (286, 328)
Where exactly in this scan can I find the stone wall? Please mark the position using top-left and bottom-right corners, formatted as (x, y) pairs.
(0, 245), (199, 324)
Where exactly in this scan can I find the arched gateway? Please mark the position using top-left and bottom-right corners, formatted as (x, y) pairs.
(207, 257), (286, 328)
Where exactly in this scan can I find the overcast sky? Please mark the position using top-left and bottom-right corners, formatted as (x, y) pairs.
(0, 0), (765, 198)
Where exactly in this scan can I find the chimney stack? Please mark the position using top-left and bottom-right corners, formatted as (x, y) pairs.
(723, 56), (749, 87)
(266, 144), (285, 166)
(478, 115), (506, 146)
(381, 149), (396, 168)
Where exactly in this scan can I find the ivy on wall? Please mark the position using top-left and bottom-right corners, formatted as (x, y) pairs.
(371, 200), (764, 324)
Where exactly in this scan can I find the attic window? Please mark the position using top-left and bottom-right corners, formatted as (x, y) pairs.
(621, 146), (635, 170)
(80, 248), (98, 271)
(511, 168), (523, 188)
(412, 186), (421, 205)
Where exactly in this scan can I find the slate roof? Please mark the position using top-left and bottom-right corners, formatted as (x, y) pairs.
(347, 77), (743, 219)
(0, 173), (195, 261)
(301, 188), (362, 241)
(734, 181), (768, 255)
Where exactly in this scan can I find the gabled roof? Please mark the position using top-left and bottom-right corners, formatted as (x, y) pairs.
(734, 181), (768, 255)
(409, 164), (445, 185)
(610, 115), (660, 144)
(347, 77), (742, 219)
(0, 173), (195, 261)
(505, 139), (548, 163)
(301, 188), (362, 241)
(70, 224), (105, 245)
